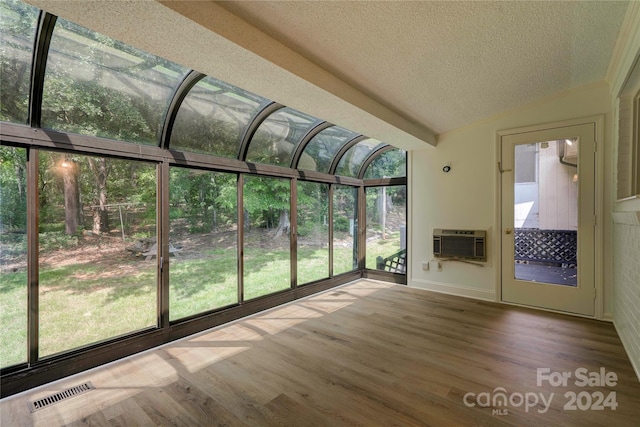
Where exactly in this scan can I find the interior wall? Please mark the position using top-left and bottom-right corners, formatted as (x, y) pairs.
(609, 3), (640, 379)
(409, 82), (612, 312)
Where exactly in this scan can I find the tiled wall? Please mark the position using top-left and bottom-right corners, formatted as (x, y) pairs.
(613, 216), (640, 378)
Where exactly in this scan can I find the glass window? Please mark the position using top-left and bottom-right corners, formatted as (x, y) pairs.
(363, 149), (406, 179)
(297, 181), (329, 285)
(41, 18), (189, 144)
(170, 77), (267, 157)
(515, 143), (538, 183)
(335, 139), (385, 177)
(243, 175), (291, 299)
(333, 185), (358, 275)
(298, 126), (359, 173)
(169, 168), (238, 320)
(38, 152), (157, 357)
(0, 146), (28, 368)
(366, 186), (406, 272)
(0, 0), (38, 124)
(246, 108), (318, 166)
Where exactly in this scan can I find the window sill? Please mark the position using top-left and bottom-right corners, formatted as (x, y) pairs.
(613, 196), (640, 224)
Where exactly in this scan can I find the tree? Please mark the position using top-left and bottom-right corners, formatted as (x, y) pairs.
(0, 146), (27, 231)
(87, 157), (110, 234)
(0, 0), (38, 124)
(364, 149), (406, 179)
(170, 168), (237, 234)
(60, 155), (81, 235)
(241, 176), (290, 237)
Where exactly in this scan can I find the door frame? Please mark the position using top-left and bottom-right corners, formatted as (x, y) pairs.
(495, 115), (605, 319)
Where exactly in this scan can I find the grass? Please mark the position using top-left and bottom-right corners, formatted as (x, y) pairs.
(38, 262), (157, 358)
(0, 236), (402, 368)
(365, 231), (402, 269)
(0, 271), (28, 367)
(169, 254), (238, 320)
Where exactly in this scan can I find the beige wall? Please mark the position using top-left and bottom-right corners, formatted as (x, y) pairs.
(609, 4), (640, 379)
(408, 82), (612, 311)
(408, 3), (640, 379)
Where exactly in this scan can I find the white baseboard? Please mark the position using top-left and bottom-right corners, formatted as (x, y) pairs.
(409, 279), (496, 302)
(602, 312), (614, 322)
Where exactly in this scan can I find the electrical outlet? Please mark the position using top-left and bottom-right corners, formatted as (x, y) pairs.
(437, 262), (442, 272)
(422, 262), (429, 271)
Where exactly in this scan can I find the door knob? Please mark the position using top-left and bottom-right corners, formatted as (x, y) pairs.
(505, 228), (513, 234)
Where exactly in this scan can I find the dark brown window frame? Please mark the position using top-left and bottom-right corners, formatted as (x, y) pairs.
(0, 122), (406, 397)
(0, 5), (406, 397)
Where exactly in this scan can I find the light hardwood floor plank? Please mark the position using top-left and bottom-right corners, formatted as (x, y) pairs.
(2, 280), (639, 426)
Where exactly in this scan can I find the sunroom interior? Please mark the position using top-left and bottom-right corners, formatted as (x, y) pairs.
(1, 0), (410, 396)
(1, 0), (640, 413)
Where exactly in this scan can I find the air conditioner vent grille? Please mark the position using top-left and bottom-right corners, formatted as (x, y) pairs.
(28, 382), (95, 412)
(433, 229), (486, 261)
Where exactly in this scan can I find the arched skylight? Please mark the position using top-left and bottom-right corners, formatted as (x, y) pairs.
(170, 76), (267, 157)
(335, 138), (386, 177)
(298, 126), (360, 173)
(363, 148), (406, 179)
(41, 17), (189, 144)
(245, 107), (319, 166)
(0, 0), (38, 124)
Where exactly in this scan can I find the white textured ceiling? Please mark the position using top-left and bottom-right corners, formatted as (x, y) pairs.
(23, 0), (630, 148)
(218, 0), (629, 134)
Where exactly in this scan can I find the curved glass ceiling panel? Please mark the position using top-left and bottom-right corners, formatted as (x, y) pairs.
(335, 139), (386, 177)
(170, 76), (267, 157)
(41, 18), (189, 144)
(298, 126), (359, 173)
(363, 148), (406, 179)
(0, 0), (38, 124)
(246, 107), (318, 166)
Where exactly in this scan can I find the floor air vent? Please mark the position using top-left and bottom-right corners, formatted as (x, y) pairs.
(28, 382), (95, 413)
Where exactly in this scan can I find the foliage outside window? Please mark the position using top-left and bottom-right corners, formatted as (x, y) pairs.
(37, 152), (157, 357)
(333, 185), (358, 275)
(170, 77), (266, 157)
(297, 181), (329, 284)
(335, 139), (384, 177)
(366, 186), (406, 271)
(299, 126), (359, 173)
(41, 17), (189, 144)
(169, 168), (238, 321)
(363, 149), (406, 179)
(246, 108), (317, 166)
(0, 146), (27, 368)
(0, 0), (38, 124)
(243, 175), (291, 299)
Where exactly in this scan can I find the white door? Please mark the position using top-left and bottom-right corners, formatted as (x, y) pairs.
(500, 123), (596, 316)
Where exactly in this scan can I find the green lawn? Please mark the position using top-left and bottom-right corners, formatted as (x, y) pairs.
(0, 237), (402, 368)
(0, 270), (27, 367)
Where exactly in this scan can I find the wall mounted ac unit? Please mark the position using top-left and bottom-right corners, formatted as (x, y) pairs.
(433, 229), (486, 261)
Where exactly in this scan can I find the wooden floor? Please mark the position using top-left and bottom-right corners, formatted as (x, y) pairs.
(2, 280), (639, 426)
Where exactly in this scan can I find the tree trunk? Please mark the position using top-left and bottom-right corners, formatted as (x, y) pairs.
(88, 157), (110, 234)
(61, 155), (80, 235)
(274, 210), (290, 238)
(14, 161), (25, 202)
(243, 208), (250, 231)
